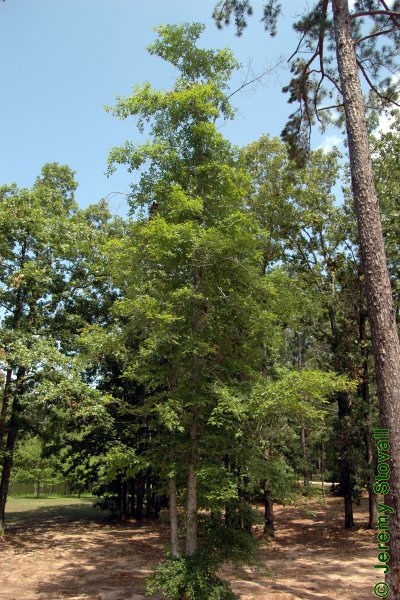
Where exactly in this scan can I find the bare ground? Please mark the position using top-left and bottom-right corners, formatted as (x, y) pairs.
(0, 495), (377, 600)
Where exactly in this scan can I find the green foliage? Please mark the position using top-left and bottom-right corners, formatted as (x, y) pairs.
(11, 436), (60, 490)
(147, 522), (258, 600)
(147, 555), (238, 600)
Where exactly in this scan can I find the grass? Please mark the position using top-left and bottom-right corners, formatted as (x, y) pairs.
(5, 495), (109, 526)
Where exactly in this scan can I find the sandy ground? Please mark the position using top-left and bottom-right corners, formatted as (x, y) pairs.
(0, 495), (377, 600)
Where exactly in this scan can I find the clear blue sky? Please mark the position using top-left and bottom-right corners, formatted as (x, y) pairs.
(1, 0), (342, 213)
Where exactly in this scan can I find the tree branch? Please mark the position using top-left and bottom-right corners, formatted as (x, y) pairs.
(351, 10), (400, 20)
(317, 103), (344, 112)
(287, 31), (307, 63)
(356, 57), (400, 107)
(355, 27), (399, 45)
(378, 0), (400, 27)
(226, 59), (285, 100)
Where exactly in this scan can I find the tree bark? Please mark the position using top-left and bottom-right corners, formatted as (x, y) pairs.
(0, 400), (20, 534)
(135, 474), (145, 520)
(337, 391), (355, 528)
(185, 417), (198, 556)
(168, 475), (180, 558)
(0, 369), (13, 451)
(332, 0), (400, 593)
(263, 487), (275, 536)
(300, 425), (311, 485)
(366, 434), (378, 529)
(359, 296), (378, 528)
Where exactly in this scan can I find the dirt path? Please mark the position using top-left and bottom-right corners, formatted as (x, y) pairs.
(0, 496), (377, 599)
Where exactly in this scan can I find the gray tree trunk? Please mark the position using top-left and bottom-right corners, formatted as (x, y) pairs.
(185, 418), (198, 556)
(263, 487), (275, 536)
(168, 475), (180, 558)
(332, 0), (400, 595)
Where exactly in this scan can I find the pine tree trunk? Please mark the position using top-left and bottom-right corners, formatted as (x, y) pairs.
(168, 475), (180, 558)
(367, 434), (378, 529)
(332, 0), (400, 593)
(360, 313), (377, 528)
(359, 295), (377, 528)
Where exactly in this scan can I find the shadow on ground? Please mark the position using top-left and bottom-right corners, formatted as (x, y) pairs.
(0, 496), (377, 600)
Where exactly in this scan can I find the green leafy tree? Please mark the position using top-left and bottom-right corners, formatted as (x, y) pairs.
(0, 164), (112, 533)
(11, 436), (60, 497)
(106, 22), (276, 599)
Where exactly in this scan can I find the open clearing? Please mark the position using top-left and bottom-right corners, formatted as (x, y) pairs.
(0, 495), (377, 600)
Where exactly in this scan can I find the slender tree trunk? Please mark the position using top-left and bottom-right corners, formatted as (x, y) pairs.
(146, 474), (152, 518)
(130, 478), (136, 517)
(333, 1), (400, 593)
(0, 407), (19, 534)
(366, 435), (378, 529)
(337, 391), (355, 528)
(169, 475), (180, 558)
(185, 257), (203, 557)
(135, 475), (145, 520)
(0, 369), (13, 451)
(300, 425), (311, 485)
(121, 480), (128, 518)
(359, 298), (378, 528)
(263, 487), (275, 536)
(186, 416), (198, 556)
(321, 440), (327, 507)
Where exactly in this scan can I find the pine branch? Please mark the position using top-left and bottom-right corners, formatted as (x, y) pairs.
(355, 27), (399, 45)
(356, 57), (400, 107)
(378, 0), (400, 27)
(351, 10), (400, 20)
(317, 103), (344, 112)
(287, 31), (307, 63)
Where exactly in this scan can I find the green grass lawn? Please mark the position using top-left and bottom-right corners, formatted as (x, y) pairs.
(5, 495), (109, 525)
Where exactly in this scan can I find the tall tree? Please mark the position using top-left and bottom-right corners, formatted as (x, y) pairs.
(213, 3), (400, 594)
(0, 165), (111, 533)
(106, 23), (274, 598)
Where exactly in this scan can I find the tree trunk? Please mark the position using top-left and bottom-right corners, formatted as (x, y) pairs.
(337, 391), (355, 528)
(263, 487), (275, 536)
(333, 1), (400, 593)
(121, 480), (128, 518)
(135, 475), (145, 520)
(0, 410), (19, 534)
(300, 425), (311, 485)
(0, 369), (13, 451)
(185, 446), (198, 555)
(367, 435), (378, 529)
(130, 478), (136, 517)
(146, 475), (152, 518)
(168, 475), (180, 558)
(359, 298), (377, 529)
(321, 440), (327, 507)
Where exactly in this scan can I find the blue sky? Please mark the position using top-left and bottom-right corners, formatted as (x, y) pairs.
(1, 0), (343, 213)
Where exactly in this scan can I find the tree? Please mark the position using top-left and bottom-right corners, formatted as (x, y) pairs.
(11, 436), (60, 497)
(0, 164), (111, 533)
(106, 23), (276, 598)
(213, 3), (400, 594)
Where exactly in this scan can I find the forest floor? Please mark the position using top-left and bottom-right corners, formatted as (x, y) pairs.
(0, 493), (377, 600)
